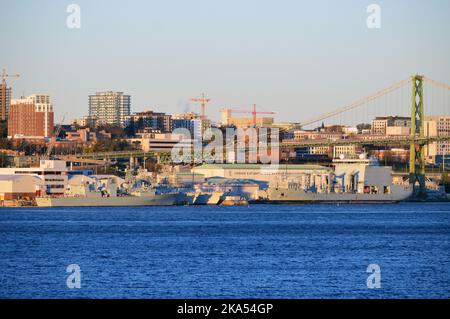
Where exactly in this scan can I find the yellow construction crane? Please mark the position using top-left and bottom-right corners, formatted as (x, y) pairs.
(1, 69), (20, 121)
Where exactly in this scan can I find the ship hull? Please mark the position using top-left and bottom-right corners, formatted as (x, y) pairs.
(36, 194), (178, 207)
(267, 186), (413, 204)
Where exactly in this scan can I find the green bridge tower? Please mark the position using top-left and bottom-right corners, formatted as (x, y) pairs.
(409, 74), (426, 197)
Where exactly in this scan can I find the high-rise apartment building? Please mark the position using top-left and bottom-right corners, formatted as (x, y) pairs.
(7, 94), (54, 138)
(89, 91), (131, 127)
(0, 86), (11, 120)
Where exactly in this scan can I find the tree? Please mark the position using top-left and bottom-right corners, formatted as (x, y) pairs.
(0, 120), (8, 138)
(124, 119), (136, 137)
(0, 152), (8, 167)
(357, 123), (371, 133)
(441, 172), (449, 193)
(0, 138), (12, 149)
(54, 124), (71, 139)
(86, 139), (136, 153)
(99, 125), (127, 139)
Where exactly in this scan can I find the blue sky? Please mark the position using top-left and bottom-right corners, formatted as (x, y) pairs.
(1, 0), (449, 123)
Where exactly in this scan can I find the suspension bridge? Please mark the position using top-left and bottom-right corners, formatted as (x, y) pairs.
(284, 74), (450, 195)
(60, 74), (450, 195)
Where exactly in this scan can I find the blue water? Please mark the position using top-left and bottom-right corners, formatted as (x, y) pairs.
(0, 203), (449, 299)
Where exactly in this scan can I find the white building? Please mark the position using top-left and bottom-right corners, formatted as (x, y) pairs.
(342, 126), (358, 135)
(89, 91), (131, 127)
(172, 113), (211, 141)
(372, 116), (410, 135)
(128, 132), (193, 153)
(333, 145), (363, 159)
(0, 160), (68, 196)
(0, 175), (44, 204)
(386, 126), (410, 136)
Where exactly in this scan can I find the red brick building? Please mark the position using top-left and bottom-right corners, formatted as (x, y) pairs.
(7, 94), (54, 139)
(65, 128), (111, 143)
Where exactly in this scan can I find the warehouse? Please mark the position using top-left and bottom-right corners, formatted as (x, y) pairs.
(0, 175), (44, 204)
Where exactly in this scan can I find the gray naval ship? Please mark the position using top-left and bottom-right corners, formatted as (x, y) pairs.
(36, 175), (178, 207)
(268, 156), (413, 204)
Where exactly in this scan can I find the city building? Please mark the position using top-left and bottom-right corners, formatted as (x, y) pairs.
(333, 145), (363, 159)
(129, 132), (193, 153)
(65, 128), (112, 143)
(385, 126), (410, 136)
(71, 117), (87, 127)
(270, 122), (302, 131)
(292, 130), (344, 141)
(89, 91), (131, 127)
(172, 113), (211, 141)
(220, 107), (275, 128)
(291, 147), (331, 163)
(71, 116), (100, 128)
(372, 148), (409, 163)
(424, 116), (450, 164)
(0, 85), (11, 120)
(371, 116), (411, 135)
(220, 113), (274, 128)
(125, 110), (172, 133)
(342, 126), (359, 135)
(7, 94), (54, 139)
(0, 160), (68, 196)
(310, 146), (333, 155)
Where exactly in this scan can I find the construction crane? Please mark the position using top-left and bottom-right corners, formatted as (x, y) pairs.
(44, 112), (67, 160)
(1, 69), (20, 121)
(220, 104), (276, 126)
(190, 93), (211, 119)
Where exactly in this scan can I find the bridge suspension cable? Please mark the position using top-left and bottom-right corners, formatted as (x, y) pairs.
(423, 76), (450, 92)
(300, 77), (412, 128)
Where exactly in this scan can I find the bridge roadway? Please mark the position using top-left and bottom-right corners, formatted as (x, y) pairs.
(65, 136), (450, 160)
(280, 135), (450, 148)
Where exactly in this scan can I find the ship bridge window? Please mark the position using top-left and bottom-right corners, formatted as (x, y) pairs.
(384, 186), (391, 194)
(370, 186), (379, 194)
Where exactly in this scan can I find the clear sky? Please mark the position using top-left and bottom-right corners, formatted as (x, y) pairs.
(1, 0), (449, 123)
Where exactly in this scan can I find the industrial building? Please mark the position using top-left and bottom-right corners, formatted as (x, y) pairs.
(0, 175), (44, 204)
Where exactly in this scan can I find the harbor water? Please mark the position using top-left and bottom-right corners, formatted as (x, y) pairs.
(1, 203), (449, 299)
